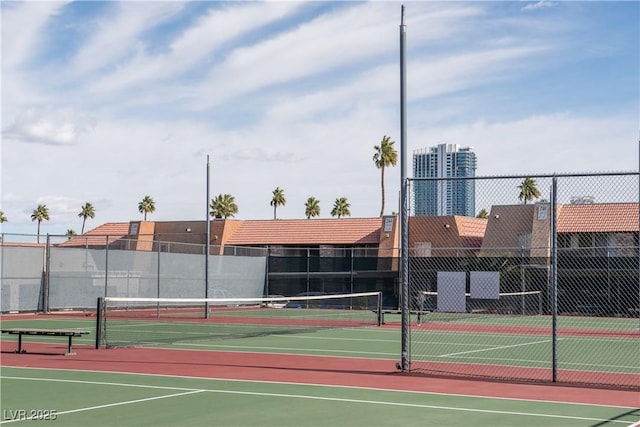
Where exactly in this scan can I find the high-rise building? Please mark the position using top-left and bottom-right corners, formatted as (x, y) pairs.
(412, 143), (477, 217)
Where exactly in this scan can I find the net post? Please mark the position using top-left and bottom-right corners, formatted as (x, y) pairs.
(377, 292), (383, 326)
(95, 297), (103, 349)
(538, 291), (542, 315)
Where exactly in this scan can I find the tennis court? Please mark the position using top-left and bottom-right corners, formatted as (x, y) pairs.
(1, 313), (638, 427)
(406, 312), (640, 385)
(2, 366), (638, 427)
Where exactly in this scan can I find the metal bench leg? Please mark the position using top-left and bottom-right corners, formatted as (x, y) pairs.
(16, 334), (24, 353)
(66, 336), (74, 355)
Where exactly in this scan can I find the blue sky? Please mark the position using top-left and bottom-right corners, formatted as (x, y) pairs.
(1, 1), (638, 237)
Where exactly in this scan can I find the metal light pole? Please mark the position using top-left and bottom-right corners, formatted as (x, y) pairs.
(399, 5), (410, 372)
(205, 155), (211, 318)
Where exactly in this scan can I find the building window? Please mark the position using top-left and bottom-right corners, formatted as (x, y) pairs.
(558, 234), (571, 248)
(412, 242), (432, 257)
(517, 233), (531, 249)
(578, 233), (592, 248)
(594, 233), (613, 257)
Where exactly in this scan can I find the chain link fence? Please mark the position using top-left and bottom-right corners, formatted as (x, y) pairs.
(405, 172), (639, 389)
(0, 234), (267, 313)
(1, 172), (638, 389)
(265, 247), (399, 309)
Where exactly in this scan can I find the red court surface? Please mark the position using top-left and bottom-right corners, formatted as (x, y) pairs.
(1, 341), (638, 408)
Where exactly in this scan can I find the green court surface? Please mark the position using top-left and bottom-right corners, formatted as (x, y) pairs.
(1, 315), (639, 374)
(2, 367), (638, 427)
(1, 315), (638, 373)
(1, 315), (638, 426)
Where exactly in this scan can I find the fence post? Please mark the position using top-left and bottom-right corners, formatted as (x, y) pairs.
(350, 247), (354, 295)
(0, 234), (3, 311)
(550, 176), (558, 382)
(157, 237), (161, 317)
(43, 234), (51, 313)
(95, 297), (103, 349)
(306, 247), (310, 295)
(205, 155), (210, 318)
(103, 235), (109, 299)
(264, 246), (270, 297)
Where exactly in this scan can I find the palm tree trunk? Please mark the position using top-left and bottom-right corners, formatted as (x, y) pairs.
(379, 166), (385, 217)
(37, 221), (41, 244)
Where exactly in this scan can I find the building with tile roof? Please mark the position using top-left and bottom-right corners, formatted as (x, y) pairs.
(60, 202), (638, 259)
(479, 202), (639, 258)
(3, 202), (637, 313)
(60, 222), (131, 248)
(557, 202), (638, 257)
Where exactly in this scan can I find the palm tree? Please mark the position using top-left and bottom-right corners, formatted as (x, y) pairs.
(304, 197), (320, 219)
(270, 187), (286, 220)
(138, 196), (155, 220)
(331, 197), (351, 218)
(210, 194), (238, 219)
(31, 204), (50, 243)
(476, 209), (489, 219)
(66, 229), (77, 239)
(78, 202), (95, 234)
(373, 135), (398, 217)
(0, 211), (7, 223)
(518, 178), (541, 205)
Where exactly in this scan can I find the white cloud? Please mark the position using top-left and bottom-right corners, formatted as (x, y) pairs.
(192, 2), (399, 109)
(1, 1), (637, 236)
(231, 148), (296, 163)
(1, 1), (70, 69)
(70, 2), (186, 76)
(407, 42), (553, 103)
(1, 2), (72, 123)
(35, 195), (78, 215)
(3, 107), (96, 146)
(413, 112), (638, 175)
(87, 2), (303, 95)
(522, 1), (556, 12)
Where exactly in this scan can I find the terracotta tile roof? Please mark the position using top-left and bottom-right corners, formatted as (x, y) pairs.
(454, 216), (487, 237)
(225, 218), (382, 246)
(0, 242), (45, 248)
(558, 203), (639, 233)
(59, 222), (130, 247)
(454, 216), (487, 247)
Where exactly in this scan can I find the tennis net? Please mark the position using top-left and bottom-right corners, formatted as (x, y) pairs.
(97, 291), (382, 348)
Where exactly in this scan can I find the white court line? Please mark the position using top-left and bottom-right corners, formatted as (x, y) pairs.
(1, 375), (633, 425)
(441, 354), (638, 371)
(3, 367), (635, 408)
(438, 339), (552, 357)
(412, 355), (551, 368)
(283, 334), (490, 348)
(280, 335), (398, 344)
(180, 342), (398, 357)
(0, 387), (204, 424)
